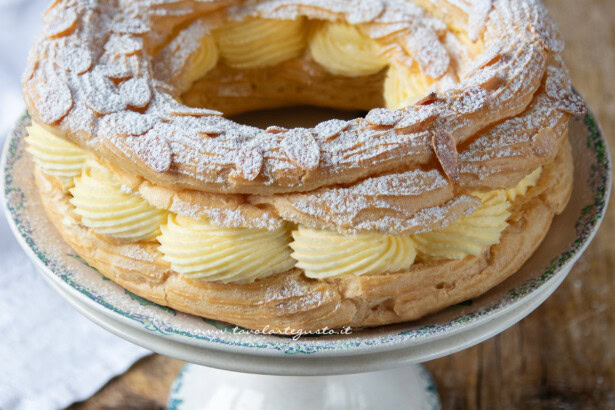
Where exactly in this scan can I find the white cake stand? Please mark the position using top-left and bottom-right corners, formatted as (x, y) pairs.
(2, 108), (610, 409)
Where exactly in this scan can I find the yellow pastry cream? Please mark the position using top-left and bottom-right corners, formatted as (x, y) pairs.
(290, 227), (416, 279)
(292, 168), (542, 275)
(25, 121), (86, 189)
(412, 168), (542, 260)
(383, 63), (433, 109)
(70, 158), (167, 242)
(213, 17), (307, 68)
(157, 214), (296, 283)
(412, 190), (511, 260)
(506, 167), (542, 201)
(174, 27), (218, 92)
(309, 22), (388, 77)
(184, 34), (218, 85)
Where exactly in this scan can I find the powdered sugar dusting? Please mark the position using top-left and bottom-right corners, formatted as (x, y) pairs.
(23, 0), (576, 235)
(365, 108), (402, 126)
(281, 129), (320, 171)
(405, 26), (450, 79)
(452, 86), (488, 114)
(104, 34), (143, 56)
(119, 78), (153, 108)
(545, 60), (586, 116)
(231, 0), (385, 24)
(100, 112), (156, 137)
(234, 145), (264, 181)
(314, 119), (350, 140)
(253, 167), (481, 235)
(44, 6), (78, 38)
(82, 70), (127, 114)
(468, 0), (493, 42)
(28, 64), (73, 124)
(55, 46), (93, 74)
(127, 129), (173, 172)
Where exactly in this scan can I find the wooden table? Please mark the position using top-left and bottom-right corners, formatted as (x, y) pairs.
(71, 1), (615, 408)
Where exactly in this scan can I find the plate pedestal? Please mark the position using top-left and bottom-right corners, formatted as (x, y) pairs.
(167, 363), (440, 410)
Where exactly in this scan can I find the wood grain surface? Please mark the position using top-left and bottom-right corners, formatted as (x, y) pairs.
(69, 1), (615, 409)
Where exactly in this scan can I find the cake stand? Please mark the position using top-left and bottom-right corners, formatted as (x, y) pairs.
(2, 108), (610, 409)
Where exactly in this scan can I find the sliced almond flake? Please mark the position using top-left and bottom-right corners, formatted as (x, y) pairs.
(157, 93), (222, 117)
(99, 112), (156, 137)
(170, 106), (223, 117)
(99, 62), (133, 80)
(365, 108), (402, 126)
(112, 18), (149, 34)
(281, 129), (320, 171)
(395, 106), (437, 130)
(44, 7), (78, 38)
(55, 46), (92, 74)
(266, 126), (288, 134)
(234, 145), (264, 181)
(119, 78), (152, 108)
(414, 92), (439, 105)
(198, 125), (227, 136)
(554, 93), (586, 116)
(30, 77), (73, 124)
(314, 119), (350, 141)
(104, 34), (143, 56)
(82, 71), (126, 114)
(405, 26), (450, 79)
(432, 132), (459, 181)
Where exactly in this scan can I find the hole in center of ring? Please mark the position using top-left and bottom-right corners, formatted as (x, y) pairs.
(228, 106), (367, 129)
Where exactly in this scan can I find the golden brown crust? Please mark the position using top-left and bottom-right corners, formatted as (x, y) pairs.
(25, 0), (580, 332)
(23, 0), (583, 199)
(33, 139), (573, 332)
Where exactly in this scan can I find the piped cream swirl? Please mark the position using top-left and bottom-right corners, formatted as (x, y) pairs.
(157, 214), (296, 283)
(184, 34), (218, 86)
(213, 18), (307, 68)
(384, 63), (433, 109)
(70, 159), (167, 242)
(412, 190), (511, 260)
(309, 22), (388, 77)
(154, 19), (219, 93)
(290, 227), (416, 279)
(26, 121), (86, 188)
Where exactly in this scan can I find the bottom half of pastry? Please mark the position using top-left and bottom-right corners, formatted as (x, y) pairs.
(32, 142), (573, 333)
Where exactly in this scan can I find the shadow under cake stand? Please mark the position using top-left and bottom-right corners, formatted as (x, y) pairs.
(2, 108), (610, 409)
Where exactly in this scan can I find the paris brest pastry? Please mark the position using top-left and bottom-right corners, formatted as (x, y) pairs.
(23, 0), (585, 332)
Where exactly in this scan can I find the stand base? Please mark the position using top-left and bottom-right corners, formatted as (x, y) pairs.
(167, 363), (440, 410)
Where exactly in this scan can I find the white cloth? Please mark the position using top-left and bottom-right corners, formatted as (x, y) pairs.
(0, 1), (150, 409)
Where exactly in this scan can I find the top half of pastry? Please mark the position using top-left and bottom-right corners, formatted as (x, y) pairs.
(23, 0), (585, 203)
